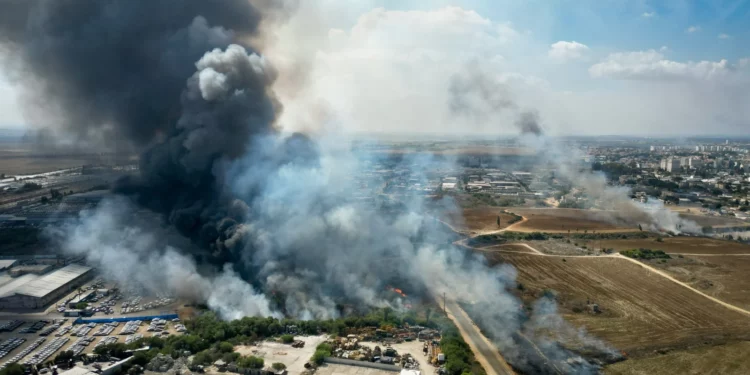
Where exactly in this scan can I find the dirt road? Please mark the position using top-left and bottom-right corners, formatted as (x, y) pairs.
(497, 242), (750, 318)
(443, 300), (515, 375)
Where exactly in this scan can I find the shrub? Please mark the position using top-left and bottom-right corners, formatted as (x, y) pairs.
(272, 363), (286, 371)
(280, 334), (294, 344)
(312, 350), (329, 365)
(620, 248), (671, 260)
(218, 341), (234, 353)
(237, 356), (264, 369)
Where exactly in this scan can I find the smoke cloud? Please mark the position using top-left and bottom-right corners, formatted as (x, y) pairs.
(2, 1), (625, 372)
(530, 136), (701, 234)
(46, 197), (277, 320)
(448, 62), (697, 233)
(449, 62), (543, 135)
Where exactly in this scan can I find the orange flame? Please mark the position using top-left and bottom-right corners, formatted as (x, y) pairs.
(387, 286), (408, 298)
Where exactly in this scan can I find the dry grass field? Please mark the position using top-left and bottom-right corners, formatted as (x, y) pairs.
(485, 252), (750, 357)
(506, 208), (638, 233)
(636, 255), (750, 312)
(604, 341), (750, 375)
(679, 213), (750, 228)
(596, 236), (750, 255)
(445, 208), (519, 234)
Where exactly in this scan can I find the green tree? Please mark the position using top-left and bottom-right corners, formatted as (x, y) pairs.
(50, 189), (62, 200)
(280, 334), (294, 344)
(55, 350), (75, 364)
(75, 302), (88, 310)
(0, 363), (24, 375)
(218, 341), (234, 353)
(237, 356), (264, 369)
(272, 363), (286, 371)
(191, 350), (214, 365)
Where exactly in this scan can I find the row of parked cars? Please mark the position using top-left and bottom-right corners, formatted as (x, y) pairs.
(0, 338), (25, 359)
(22, 337), (70, 366)
(0, 337), (45, 369)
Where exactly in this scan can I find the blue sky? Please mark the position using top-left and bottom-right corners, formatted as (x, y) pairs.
(369, 0), (750, 61)
(1, 0), (748, 135)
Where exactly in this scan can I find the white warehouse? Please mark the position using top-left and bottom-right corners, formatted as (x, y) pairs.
(0, 264), (92, 309)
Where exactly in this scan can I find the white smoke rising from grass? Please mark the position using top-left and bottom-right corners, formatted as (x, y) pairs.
(526, 135), (701, 234)
(448, 62), (699, 234)
(47, 198), (278, 319)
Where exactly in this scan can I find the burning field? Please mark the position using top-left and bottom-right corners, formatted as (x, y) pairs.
(3, 1), (746, 374)
(0, 3), (618, 372)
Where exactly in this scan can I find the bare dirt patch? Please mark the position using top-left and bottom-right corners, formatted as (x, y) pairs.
(234, 335), (327, 374)
(596, 236), (750, 255)
(485, 253), (750, 357)
(446, 208), (519, 235)
(506, 208), (638, 233)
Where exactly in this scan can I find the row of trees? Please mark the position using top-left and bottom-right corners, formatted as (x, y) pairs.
(34, 307), (477, 375)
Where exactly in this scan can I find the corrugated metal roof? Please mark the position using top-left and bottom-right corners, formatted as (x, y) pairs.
(0, 274), (38, 298)
(14, 264), (91, 298)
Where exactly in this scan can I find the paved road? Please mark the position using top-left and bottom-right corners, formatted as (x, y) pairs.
(443, 301), (515, 375)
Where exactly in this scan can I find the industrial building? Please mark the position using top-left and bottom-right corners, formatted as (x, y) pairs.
(0, 264), (92, 309)
(0, 260), (18, 271)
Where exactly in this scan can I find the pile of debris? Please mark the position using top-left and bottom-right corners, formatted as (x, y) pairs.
(146, 354), (191, 375)
(146, 354), (175, 372)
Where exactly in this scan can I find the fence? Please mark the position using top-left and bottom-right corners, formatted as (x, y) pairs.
(73, 314), (179, 324)
(323, 357), (401, 372)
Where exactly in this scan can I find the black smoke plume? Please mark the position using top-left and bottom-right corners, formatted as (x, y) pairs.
(2, 3), (616, 371)
(0, 0), (293, 263)
(449, 62), (543, 135)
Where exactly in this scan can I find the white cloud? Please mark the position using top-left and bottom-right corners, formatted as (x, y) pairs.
(548, 41), (590, 62)
(272, 6), (539, 136)
(589, 50), (732, 81)
(641, 12), (656, 18)
(718, 33), (731, 39)
(265, 4), (750, 136)
(686, 26), (701, 33)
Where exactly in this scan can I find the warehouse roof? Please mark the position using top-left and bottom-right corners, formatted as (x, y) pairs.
(0, 274), (38, 298)
(0, 260), (18, 270)
(14, 264), (91, 298)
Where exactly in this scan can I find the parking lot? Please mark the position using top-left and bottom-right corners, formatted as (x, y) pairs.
(0, 318), (184, 369)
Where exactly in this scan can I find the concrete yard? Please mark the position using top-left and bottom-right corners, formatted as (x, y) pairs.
(314, 363), (397, 375)
(360, 340), (434, 374)
(234, 335), (327, 374)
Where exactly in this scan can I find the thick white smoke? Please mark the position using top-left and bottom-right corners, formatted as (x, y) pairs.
(47, 198), (278, 320)
(529, 136), (701, 234)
